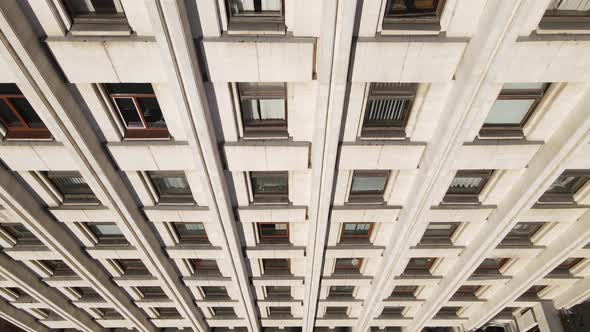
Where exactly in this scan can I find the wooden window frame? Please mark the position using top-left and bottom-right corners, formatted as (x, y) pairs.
(361, 83), (416, 138)
(474, 258), (508, 275)
(137, 286), (166, 299)
(250, 171), (289, 204)
(339, 223), (373, 244)
(0, 91), (51, 140)
(225, 0), (286, 32)
(257, 222), (289, 244)
(348, 170), (390, 204)
(443, 170), (493, 204)
(419, 222), (459, 245)
(538, 170), (590, 204)
(480, 84), (548, 139)
(87, 222), (128, 246)
(501, 222), (544, 246)
(106, 84), (169, 140)
(334, 258), (363, 274)
(382, 0), (446, 31)
(148, 171), (194, 205)
(47, 171), (100, 205)
(404, 257), (436, 275)
(262, 258), (290, 276)
(173, 222), (209, 245)
(237, 82), (288, 138)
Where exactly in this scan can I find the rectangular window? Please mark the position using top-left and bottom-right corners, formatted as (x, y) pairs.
(382, 0), (444, 31)
(340, 223), (373, 244)
(262, 259), (290, 275)
(334, 258), (362, 274)
(404, 257), (436, 275)
(73, 287), (101, 300)
(61, 0), (131, 36)
(105, 83), (168, 139)
(257, 223), (289, 244)
(328, 286), (355, 298)
(0, 84), (51, 140)
(250, 171), (289, 204)
(155, 307), (181, 318)
(148, 171), (194, 204)
(436, 306), (461, 317)
(348, 170), (389, 203)
(443, 170), (492, 204)
(325, 307), (348, 316)
(212, 307), (236, 317)
(480, 83), (547, 139)
(202, 286), (229, 299)
(238, 83), (287, 138)
(522, 285), (547, 297)
(191, 259), (221, 276)
(268, 306), (291, 316)
(1, 223), (42, 245)
(420, 222), (459, 245)
(473, 258), (508, 275)
(361, 83), (416, 138)
(381, 307), (404, 317)
(265, 286), (290, 298)
(501, 222), (544, 246)
(453, 285), (481, 298)
(137, 286), (166, 299)
(47, 171), (99, 205)
(87, 222), (127, 246)
(551, 257), (583, 275)
(540, 0), (590, 32)
(44, 260), (76, 277)
(173, 222), (208, 244)
(226, 0), (285, 33)
(538, 171), (589, 204)
(116, 259), (150, 276)
(391, 286), (418, 298)
(100, 308), (123, 320)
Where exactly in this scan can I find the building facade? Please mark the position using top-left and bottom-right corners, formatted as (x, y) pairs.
(0, 0), (587, 331)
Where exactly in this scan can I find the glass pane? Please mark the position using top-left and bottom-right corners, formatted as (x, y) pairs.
(229, 0), (281, 15)
(258, 99), (285, 119)
(502, 83), (546, 90)
(114, 98), (143, 128)
(547, 0), (590, 11)
(10, 98), (46, 129)
(91, 0), (117, 13)
(241, 100), (259, 120)
(485, 99), (534, 125)
(387, 0), (438, 16)
(342, 223), (370, 236)
(252, 174), (287, 194)
(106, 83), (154, 95)
(351, 175), (386, 194)
(152, 175), (191, 196)
(92, 223), (122, 236)
(137, 97), (166, 128)
(547, 175), (583, 194)
(0, 99), (23, 128)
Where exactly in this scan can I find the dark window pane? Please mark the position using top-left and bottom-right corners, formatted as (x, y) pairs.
(106, 83), (154, 95)
(252, 173), (287, 194)
(10, 98), (45, 129)
(386, 0), (439, 17)
(118, 259), (149, 276)
(546, 175), (587, 194)
(49, 173), (93, 195)
(329, 286), (354, 297)
(137, 97), (165, 128)
(0, 99), (23, 128)
(138, 286), (166, 298)
(174, 223), (208, 244)
(266, 286), (290, 298)
(228, 0), (282, 16)
(114, 98), (143, 128)
(202, 286), (228, 298)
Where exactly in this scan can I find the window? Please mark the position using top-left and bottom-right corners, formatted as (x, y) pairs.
(73, 287), (101, 300)
(540, 0), (590, 32)
(238, 83), (287, 138)
(443, 170), (492, 204)
(0, 84), (51, 140)
(137, 287), (166, 299)
(420, 223), (459, 245)
(262, 259), (290, 275)
(46, 171), (99, 205)
(453, 285), (481, 298)
(250, 172), (289, 204)
(148, 172), (194, 204)
(436, 307), (460, 317)
(328, 286), (355, 298)
(226, 0), (285, 33)
(522, 285), (547, 298)
(382, 0), (444, 31)
(173, 223), (208, 244)
(340, 223), (373, 244)
(87, 222), (127, 245)
(156, 307), (181, 318)
(44, 260), (76, 277)
(100, 308), (123, 320)
(539, 171), (589, 204)
(404, 258), (436, 275)
(551, 257), (583, 275)
(268, 306), (291, 316)
(258, 223), (289, 244)
(1, 223), (42, 245)
(473, 258), (508, 276)
(480, 83), (547, 139)
(325, 307), (348, 317)
(212, 307), (236, 317)
(116, 259), (150, 276)
(381, 307), (404, 317)
(265, 286), (290, 298)
(334, 258), (362, 274)
(391, 286), (418, 298)
(348, 170), (389, 203)
(190, 259), (221, 276)
(62, 0), (128, 31)
(202, 286), (229, 299)
(361, 83), (416, 138)
(501, 222), (544, 246)
(105, 83), (168, 139)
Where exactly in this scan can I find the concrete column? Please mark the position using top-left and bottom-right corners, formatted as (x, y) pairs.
(533, 301), (565, 332)
(0, 299), (50, 332)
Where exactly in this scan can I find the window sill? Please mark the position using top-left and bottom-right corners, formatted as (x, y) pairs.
(347, 196), (385, 205)
(4, 130), (53, 141)
(69, 22), (132, 37)
(123, 129), (170, 140)
(227, 20), (286, 36)
(441, 195), (480, 205)
(537, 17), (590, 35)
(381, 20), (442, 36)
(360, 128), (406, 140)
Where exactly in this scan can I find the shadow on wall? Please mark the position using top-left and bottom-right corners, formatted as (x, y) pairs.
(561, 301), (590, 332)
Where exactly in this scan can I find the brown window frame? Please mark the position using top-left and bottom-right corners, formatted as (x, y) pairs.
(501, 222), (544, 246)
(87, 222), (128, 246)
(0, 86), (51, 140)
(190, 259), (221, 276)
(348, 170), (390, 204)
(538, 170), (590, 204)
(105, 83), (169, 140)
(116, 259), (150, 276)
(480, 84), (548, 139)
(237, 82), (288, 138)
(443, 170), (493, 204)
(148, 171), (194, 205)
(403, 257), (436, 275)
(1, 223), (42, 246)
(382, 0), (446, 31)
(250, 171), (289, 204)
(225, 0), (286, 32)
(473, 258), (509, 276)
(420, 222), (459, 245)
(436, 306), (461, 317)
(262, 258), (290, 276)
(334, 258), (363, 274)
(339, 223), (373, 244)
(391, 285), (418, 298)
(257, 222), (289, 244)
(46, 171), (100, 205)
(361, 83), (417, 138)
(551, 257), (583, 275)
(173, 222), (209, 245)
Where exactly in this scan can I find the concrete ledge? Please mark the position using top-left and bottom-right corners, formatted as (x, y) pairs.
(108, 141), (197, 171)
(144, 206), (210, 222)
(331, 205), (401, 223)
(339, 142), (425, 170)
(237, 205), (307, 223)
(245, 246), (305, 259)
(454, 142), (542, 170)
(325, 245), (384, 258)
(224, 142), (310, 171)
(50, 206), (116, 223)
(166, 246), (223, 259)
(0, 142), (77, 171)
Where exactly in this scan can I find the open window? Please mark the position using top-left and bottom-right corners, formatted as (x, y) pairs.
(105, 83), (169, 139)
(382, 0), (446, 33)
(148, 171), (194, 205)
(361, 83), (416, 138)
(538, 170), (589, 204)
(46, 171), (100, 205)
(238, 83), (287, 138)
(250, 171), (289, 204)
(348, 170), (390, 204)
(339, 223), (373, 244)
(257, 223), (289, 244)
(0, 84), (51, 140)
(539, 0), (590, 33)
(61, 0), (131, 36)
(480, 83), (548, 139)
(443, 170), (492, 204)
(226, 0), (285, 34)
